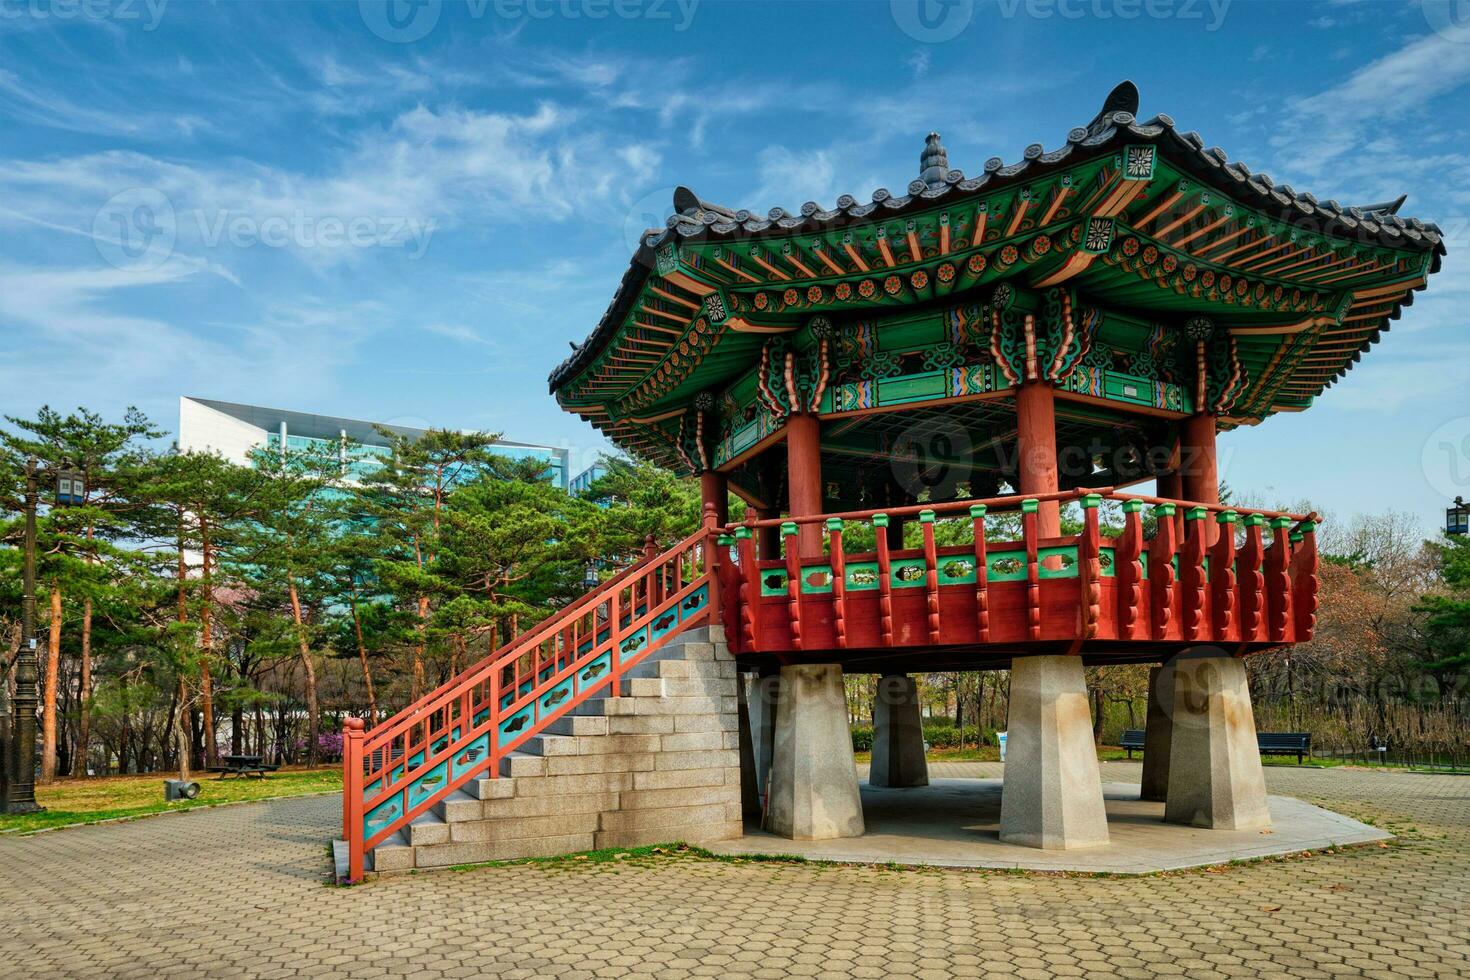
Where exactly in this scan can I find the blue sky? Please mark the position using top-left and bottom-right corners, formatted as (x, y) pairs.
(2, 0), (1468, 533)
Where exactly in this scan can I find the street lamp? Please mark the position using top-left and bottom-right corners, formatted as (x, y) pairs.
(3, 458), (45, 814)
(1448, 497), (1469, 536)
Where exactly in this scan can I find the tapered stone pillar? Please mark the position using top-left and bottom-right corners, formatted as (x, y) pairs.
(1139, 662), (1175, 803)
(1164, 654), (1271, 830)
(999, 656), (1109, 849)
(870, 674), (929, 788)
(767, 663), (864, 840)
(738, 670), (779, 818)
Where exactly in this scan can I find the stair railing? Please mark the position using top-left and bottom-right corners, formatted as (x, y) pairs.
(342, 507), (723, 882)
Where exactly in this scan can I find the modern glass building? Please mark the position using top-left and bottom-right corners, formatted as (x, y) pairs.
(569, 462), (609, 496)
(178, 397), (570, 489)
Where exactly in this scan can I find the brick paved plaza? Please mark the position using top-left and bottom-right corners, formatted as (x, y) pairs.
(3, 763), (1465, 979)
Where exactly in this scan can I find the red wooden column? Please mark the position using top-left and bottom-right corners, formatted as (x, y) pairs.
(699, 470), (729, 528)
(1180, 413), (1219, 506)
(1180, 412), (1219, 545)
(1015, 381), (1061, 537)
(785, 413), (824, 558)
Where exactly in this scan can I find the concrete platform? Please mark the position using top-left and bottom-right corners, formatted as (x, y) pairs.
(709, 778), (1389, 874)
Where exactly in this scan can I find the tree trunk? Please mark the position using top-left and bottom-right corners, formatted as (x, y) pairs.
(350, 594), (378, 725)
(231, 703), (243, 756)
(199, 520), (216, 765)
(1092, 685), (1105, 744)
(413, 594), (429, 702)
(288, 575), (319, 766)
(71, 596), (93, 778)
(175, 676), (191, 782)
(40, 583), (62, 784)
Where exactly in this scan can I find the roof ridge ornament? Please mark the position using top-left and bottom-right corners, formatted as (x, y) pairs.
(1086, 80), (1140, 137)
(920, 131), (949, 187)
(1354, 194), (1408, 216)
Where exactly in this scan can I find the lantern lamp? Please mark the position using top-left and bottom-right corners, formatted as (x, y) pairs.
(1448, 497), (1469, 536)
(54, 469), (85, 507)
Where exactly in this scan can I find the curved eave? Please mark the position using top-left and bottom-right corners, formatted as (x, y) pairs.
(549, 86), (1443, 396)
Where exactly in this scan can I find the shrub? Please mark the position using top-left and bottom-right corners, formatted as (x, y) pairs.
(850, 726), (874, 752)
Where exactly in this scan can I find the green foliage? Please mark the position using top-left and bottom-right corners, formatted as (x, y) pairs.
(1417, 534), (1470, 673)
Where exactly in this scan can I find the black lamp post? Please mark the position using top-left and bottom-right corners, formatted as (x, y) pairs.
(4, 458), (45, 814)
(1448, 497), (1469, 536)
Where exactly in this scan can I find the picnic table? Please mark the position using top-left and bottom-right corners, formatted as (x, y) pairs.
(207, 754), (280, 779)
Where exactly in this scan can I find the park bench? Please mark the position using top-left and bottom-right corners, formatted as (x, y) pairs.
(206, 754), (280, 779)
(1119, 729), (1311, 763)
(1257, 731), (1312, 764)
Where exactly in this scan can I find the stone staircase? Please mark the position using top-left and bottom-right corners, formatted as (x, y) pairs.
(364, 627), (743, 874)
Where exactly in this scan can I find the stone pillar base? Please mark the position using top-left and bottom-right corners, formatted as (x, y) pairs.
(870, 674), (929, 788)
(999, 656), (1109, 850)
(1164, 654), (1271, 831)
(1140, 662), (1175, 803)
(767, 663), (864, 840)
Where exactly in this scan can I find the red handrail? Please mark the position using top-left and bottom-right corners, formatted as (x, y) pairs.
(343, 520), (721, 882)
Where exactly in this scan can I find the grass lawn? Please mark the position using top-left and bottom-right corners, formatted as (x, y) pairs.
(0, 765), (342, 835)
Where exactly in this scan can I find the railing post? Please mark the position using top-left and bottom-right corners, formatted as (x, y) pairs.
(1022, 499), (1041, 641)
(1181, 506), (1208, 641)
(717, 533), (738, 650)
(1116, 499), (1144, 640)
(344, 717), (365, 883)
(782, 522), (803, 650)
(1149, 503), (1177, 639)
(702, 503), (722, 625)
(1266, 516), (1293, 642)
(1290, 520), (1320, 642)
(1076, 493), (1101, 645)
(874, 513), (894, 647)
(827, 518), (848, 649)
(970, 504), (990, 643)
(735, 527), (760, 649)
(920, 509), (940, 644)
(1211, 510), (1238, 640)
(1238, 514), (1266, 643)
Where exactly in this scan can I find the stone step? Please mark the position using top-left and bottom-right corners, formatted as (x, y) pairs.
(498, 750), (547, 778)
(448, 810), (601, 843)
(371, 830), (413, 873)
(412, 833), (599, 870)
(545, 714), (608, 736)
(433, 789), (483, 824)
(464, 777), (516, 802)
(409, 810), (449, 847)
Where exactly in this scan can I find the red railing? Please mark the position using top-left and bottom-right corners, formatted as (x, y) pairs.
(713, 488), (1319, 656)
(341, 511), (722, 882)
